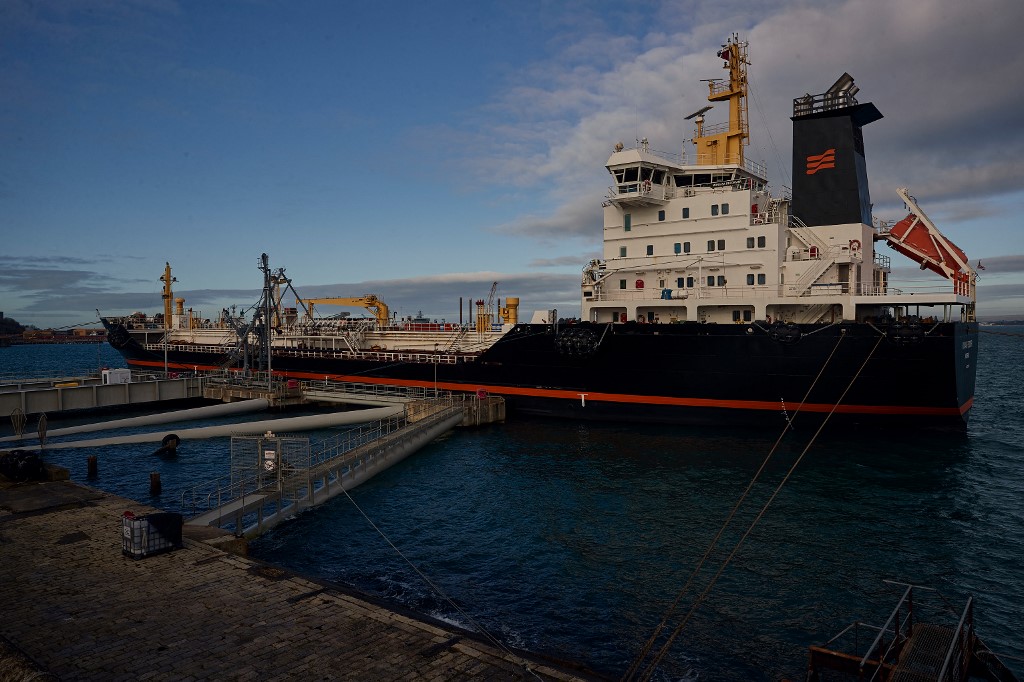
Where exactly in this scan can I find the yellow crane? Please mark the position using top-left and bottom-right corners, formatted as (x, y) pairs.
(296, 295), (391, 327)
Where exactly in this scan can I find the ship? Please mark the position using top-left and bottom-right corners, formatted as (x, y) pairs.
(101, 35), (978, 428)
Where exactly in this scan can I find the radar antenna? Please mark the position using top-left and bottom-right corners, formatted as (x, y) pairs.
(684, 105), (713, 120)
(685, 105), (714, 140)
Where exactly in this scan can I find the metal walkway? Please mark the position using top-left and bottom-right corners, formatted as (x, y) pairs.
(181, 399), (465, 538)
(0, 371), (204, 416)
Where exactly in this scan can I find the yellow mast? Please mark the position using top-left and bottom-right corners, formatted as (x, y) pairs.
(693, 34), (749, 166)
(160, 262), (176, 330)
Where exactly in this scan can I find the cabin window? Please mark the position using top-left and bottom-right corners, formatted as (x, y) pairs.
(747, 237), (755, 249)
(658, 210), (665, 222)
(733, 310), (741, 322)
(624, 213), (631, 231)
(707, 240), (715, 252)
(677, 277), (684, 288)
(717, 239), (725, 250)
(722, 203), (730, 215)
(674, 174), (689, 187)
(747, 274), (755, 285)
(694, 174), (711, 186)
(674, 242), (681, 254)
(711, 205), (719, 216)
(620, 246), (627, 257)
(646, 245), (654, 256)
(687, 276), (694, 287)
(758, 274), (766, 285)
(743, 310), (752, 322)
(682, 207), (690, 219)
(684, 241), (691, 253)
(658, 279), (665, 288)
(619, 279), (627, 289)
(758, 236), (766, 248)
(717, 275), (726, 286)
(707, 275), (715, 287)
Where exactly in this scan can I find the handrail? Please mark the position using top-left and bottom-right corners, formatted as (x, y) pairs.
(937, 596), (973, 681)
(861, 584), (913, 673)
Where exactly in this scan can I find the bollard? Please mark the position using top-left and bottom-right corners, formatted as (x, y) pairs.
(150, 472), (161, 495)
(87, 455), (98, 478)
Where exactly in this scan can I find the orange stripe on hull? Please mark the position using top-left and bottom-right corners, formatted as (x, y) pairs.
(129, 359), (972, 419)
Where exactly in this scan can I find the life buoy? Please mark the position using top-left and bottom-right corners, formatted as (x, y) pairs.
(641, 179), (652, 193)
(850, 239), (861, 251)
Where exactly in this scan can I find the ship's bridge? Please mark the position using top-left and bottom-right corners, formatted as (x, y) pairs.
(605, 142), (679, 208)
(605, 141), (769, 208)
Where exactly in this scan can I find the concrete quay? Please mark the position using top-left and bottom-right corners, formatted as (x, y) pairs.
(0, 479), (598, 681)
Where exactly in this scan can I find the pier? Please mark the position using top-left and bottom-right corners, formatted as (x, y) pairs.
(0, 478), (592, 681)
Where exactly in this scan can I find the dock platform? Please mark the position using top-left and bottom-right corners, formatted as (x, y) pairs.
(0, 478), (595, 681)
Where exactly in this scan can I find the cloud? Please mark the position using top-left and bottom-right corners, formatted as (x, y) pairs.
(493, 194), (604, 241)
(452, 0), (1024, 237)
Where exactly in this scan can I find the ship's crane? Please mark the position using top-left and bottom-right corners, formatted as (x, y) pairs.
(486, 281), (498, 317)
(296, 295), (391, 327)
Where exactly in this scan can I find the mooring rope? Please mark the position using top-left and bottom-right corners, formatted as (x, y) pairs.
(634, 333), (885, 681)
(339, 485), (545, 680)
(622, 329), (850, 681)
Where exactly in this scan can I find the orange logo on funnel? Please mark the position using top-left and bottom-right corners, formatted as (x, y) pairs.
(806, 149), (836, 175)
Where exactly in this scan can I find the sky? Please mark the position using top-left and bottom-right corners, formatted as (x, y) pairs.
(3, 0), (1024, 328)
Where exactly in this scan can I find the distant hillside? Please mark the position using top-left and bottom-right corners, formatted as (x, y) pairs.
(0, 316), (26, 334)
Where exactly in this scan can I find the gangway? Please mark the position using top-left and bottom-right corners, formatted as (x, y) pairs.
(181, 398), (464, 538)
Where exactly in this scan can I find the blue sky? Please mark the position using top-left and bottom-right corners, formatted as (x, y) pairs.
(3, 0), (1024, 327)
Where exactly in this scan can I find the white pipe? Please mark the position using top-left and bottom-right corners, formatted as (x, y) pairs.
(29, 406), (404, 450)
(0, 399), (271, 444)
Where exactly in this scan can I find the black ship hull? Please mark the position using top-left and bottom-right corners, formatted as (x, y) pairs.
(104, 320), (978, 429)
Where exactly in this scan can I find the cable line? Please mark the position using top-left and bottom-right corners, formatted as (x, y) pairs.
(339, 485), (545, 680)
(635, 333), (885, 681)
(623, 329), (848, 681)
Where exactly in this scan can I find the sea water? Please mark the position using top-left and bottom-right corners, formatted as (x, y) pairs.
(1, 333), (1021, 680)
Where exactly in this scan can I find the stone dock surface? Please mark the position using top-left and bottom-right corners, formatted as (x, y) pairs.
(0, 479), (599, 681)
